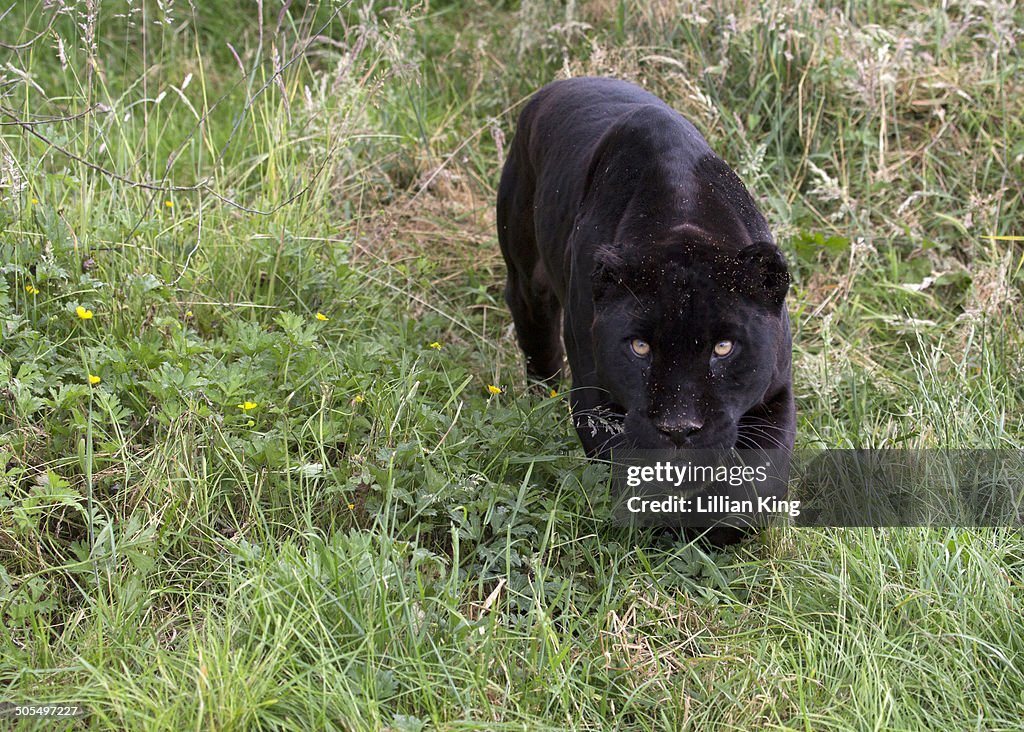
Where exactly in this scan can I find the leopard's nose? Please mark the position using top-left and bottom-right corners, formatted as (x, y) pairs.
(656, 417), (704, 446)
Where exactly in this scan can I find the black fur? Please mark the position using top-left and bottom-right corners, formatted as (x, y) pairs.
(497, 77), (795, 458)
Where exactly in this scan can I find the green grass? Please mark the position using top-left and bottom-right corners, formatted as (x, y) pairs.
(1, 0), (1023, 729)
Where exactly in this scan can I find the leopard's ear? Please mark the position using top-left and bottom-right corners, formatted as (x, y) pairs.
(591, 246), (627, 301)
(737, 241), (789, 310)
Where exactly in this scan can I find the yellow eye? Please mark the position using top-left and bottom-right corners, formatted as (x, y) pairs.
(713, 340), (734, 357)
(630, 338), (651, 357)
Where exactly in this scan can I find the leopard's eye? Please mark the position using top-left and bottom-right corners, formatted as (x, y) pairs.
(630, 338), (651, 357)
(713, 340), (734, 358)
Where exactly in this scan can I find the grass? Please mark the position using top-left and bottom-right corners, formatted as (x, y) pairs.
(1, 0), (1023, 729)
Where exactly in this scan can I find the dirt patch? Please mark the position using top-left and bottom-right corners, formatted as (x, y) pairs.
(352, 162), (502, 281)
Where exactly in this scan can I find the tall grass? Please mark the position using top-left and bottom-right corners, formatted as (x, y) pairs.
(1, 0), (1022, 729)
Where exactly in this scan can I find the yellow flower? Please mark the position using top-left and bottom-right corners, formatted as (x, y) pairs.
(30, 198), (38, 205)
(347, 503), (355, 510)
(487, 384), (502, 395)
(88, 374), (101, 385)
(353, 394), (365, 404)
(429, 341), (442, 350)
(75, 306), (93, 320)
(25, 284), (39, 295)
(185, 310), (193, 319)
(237, 401), (257, 411)
(164, 200), (173, 208)
(315, 312), (328, 321)
(549, 388), (559, 398)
